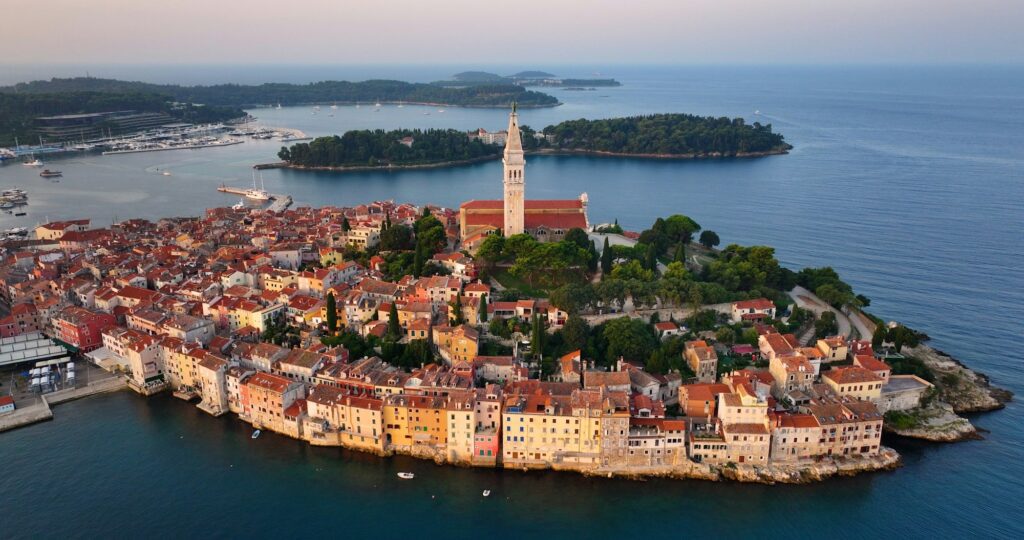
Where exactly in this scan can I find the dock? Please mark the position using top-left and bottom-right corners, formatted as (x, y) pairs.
(0, 376), (126, 433)
(217, 185), (293, 212)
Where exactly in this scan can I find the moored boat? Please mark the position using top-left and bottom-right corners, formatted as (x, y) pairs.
(397, 472), (415, 479)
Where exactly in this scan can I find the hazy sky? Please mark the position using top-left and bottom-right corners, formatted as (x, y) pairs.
(4, 0), (1022, 65)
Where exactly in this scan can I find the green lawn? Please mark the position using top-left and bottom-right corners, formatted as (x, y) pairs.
(492, 268), (549, 297)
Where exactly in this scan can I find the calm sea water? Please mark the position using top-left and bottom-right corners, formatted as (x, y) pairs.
(1, 65), (1023, 538)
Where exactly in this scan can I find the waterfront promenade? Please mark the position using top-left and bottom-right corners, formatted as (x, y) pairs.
(0, 376), (126, 433)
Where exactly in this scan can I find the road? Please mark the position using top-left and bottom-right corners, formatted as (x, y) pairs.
(788, 285), (854, 343)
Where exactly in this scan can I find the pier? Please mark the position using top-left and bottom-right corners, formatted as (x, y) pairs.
(216, 185), (293, 212)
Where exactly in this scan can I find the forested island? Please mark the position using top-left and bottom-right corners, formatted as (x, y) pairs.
(274, 113), (791, 170)
(1, 77), (560, 109)
(537, 114), (791, 157)
(277, 129), (501, 169)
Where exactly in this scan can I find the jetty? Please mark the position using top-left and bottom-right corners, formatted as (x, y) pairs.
(216, 185), (293, 212)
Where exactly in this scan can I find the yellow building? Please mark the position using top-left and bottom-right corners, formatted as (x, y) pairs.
(304, 385), (384, 453)
(433, 324), (479, 364)
(384, 394), (448, 451)
(822, 366), (884, 401)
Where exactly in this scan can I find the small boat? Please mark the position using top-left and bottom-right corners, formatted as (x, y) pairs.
(24, 158), (43, 167)
(14, 212), (26, 216)
(330, 103), (338, 110)
(437, 109), (445, 113)
(276, 102), (282, 109)
(0, 202), (13, 209)
(39, 169), (62, 178)
(251, 429), (261, 439)
(397, 472), (415, 479)
(161, 171), (171, 176)
(754, 109), (761, 115)
(482, 490), (491, 497)
(374, 101), (382, 107)
(423, 112), (430, 115)
(232, 199), (246, 210)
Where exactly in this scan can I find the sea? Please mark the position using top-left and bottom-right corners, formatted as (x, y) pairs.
(1, 65), (1022, 539)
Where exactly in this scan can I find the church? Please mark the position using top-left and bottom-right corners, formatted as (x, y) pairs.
(459, 105), (589, 251)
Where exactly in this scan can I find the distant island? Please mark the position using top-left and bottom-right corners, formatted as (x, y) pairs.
(537, 114), (792, 158)
(438, 71), (622, 88)
(0, 77), (561, 146)
(277, 129), (501, 170)
(273, 113), (791, 171)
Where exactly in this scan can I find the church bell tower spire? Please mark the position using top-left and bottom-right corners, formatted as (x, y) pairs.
(502, 103), (525, 236)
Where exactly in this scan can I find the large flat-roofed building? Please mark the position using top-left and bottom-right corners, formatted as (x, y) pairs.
(459, 106), (589, 251)
(33, 110), (177, 141)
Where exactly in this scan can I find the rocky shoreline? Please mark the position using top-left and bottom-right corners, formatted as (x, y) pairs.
(528, 146), (792, 160)
(575, 447), (902, 484)
(260, 146), (792, 173)
(884, 343), (1011, 443)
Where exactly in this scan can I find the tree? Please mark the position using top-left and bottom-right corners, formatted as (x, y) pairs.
(888, 325), (919, 353)
(564, 227), (591, 250)
(872, 324), (887, 350)
(379, 223), (413, 251)
(530, 313), (545, 361)
(600, 237), (613, 274)
(673, 243), (686, 263)
(602, 316), (657, 365)
(550, 282), (596, 314)
(479, 294), (488, 322)
(715, 326), (736, 345)
(815, 311), (838, 339)
(699, 230), (720, 249)
(561, 313), (589, 352)
(388, 302), (401, 339)
(451, 294), (465, 326)
(341, 217), (351, 232)
(325, 292), (337, 333)
(476, 234), (505, 271)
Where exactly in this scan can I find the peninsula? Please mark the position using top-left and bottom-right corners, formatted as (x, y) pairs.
(272, 113), (791, 171)
(0, 108), (1008, 485)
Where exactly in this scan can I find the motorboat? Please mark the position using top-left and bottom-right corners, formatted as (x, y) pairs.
(397, 472), (415, 479)
(161, 171), (171, 176)
(482, 490), (491, 497)
(23, 158), (43, 167)
(39, 169), (63, 178)
(251, 429), (261, 439)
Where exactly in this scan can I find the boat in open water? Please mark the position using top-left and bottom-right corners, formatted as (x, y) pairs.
(39, 169), (62, 178)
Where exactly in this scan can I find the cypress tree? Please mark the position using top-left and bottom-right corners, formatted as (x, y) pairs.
(479, 294), (488, 322)
(388, 302), (401, 338)
(601, 237), (613, 274)
(451, 294), (465, 326)
(325, 292), (337, 333)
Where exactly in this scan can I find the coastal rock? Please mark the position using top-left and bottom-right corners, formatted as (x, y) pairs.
(905, 344), (1013, 413)
(885, 402), (980, 442)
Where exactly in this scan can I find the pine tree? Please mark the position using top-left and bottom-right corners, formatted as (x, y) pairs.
(326, 292), (337, 333)
(601, 237), (613, 274)
(479, 294), (488, 322)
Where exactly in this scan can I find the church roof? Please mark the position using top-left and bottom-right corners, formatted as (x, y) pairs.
(461, 200), (587, 230)
(461, 199), (583, 210)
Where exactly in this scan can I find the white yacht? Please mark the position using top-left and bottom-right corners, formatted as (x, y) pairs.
(245, 170), (271, 201)
(23, 158), (43, 167)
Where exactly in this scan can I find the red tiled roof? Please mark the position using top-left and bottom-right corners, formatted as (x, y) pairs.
(461, 199), (583, 210)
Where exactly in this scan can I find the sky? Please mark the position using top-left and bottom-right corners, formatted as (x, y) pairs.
(3, 0), (1022, 66)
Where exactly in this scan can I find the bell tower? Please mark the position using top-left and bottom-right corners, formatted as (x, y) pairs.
(502, 103), (525, 236)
